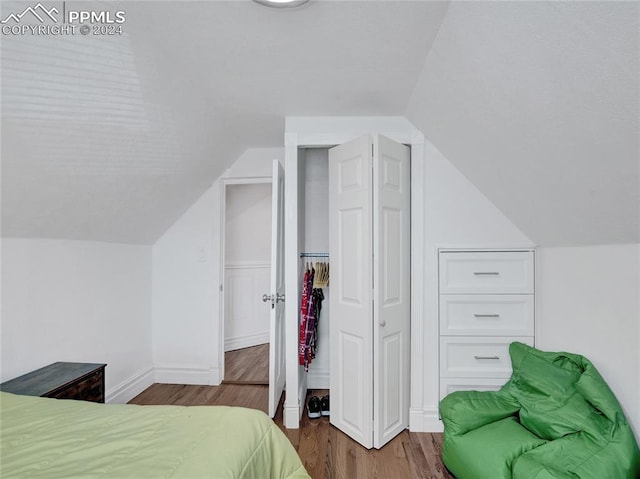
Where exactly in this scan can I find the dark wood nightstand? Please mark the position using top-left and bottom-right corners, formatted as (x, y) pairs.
(0, 362), (106, 403)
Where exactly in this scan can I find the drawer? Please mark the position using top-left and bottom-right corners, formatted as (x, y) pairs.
(440, 336), (534, 378)
(440, 295), (534, 336)
(439, 251), (534, 294)
(440, 377), (507, 399)
(46, 370), (104, 403)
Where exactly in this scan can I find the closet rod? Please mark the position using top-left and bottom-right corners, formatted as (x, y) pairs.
(299, 252), (329, 258)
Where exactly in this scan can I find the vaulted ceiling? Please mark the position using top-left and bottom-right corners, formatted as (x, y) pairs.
(406, 1), (639, 246)
(1, 1), (638, 246)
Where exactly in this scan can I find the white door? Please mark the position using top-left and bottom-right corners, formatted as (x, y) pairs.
(267, 159), (286, 418)
(329, 135), (374, 448)
(329, 135), (410, 449)
(372, 135), (411, 448)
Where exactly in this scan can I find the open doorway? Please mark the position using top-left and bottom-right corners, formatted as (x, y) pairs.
(222, 181), (272, 385)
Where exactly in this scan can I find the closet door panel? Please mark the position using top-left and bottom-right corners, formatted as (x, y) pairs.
(373, 135), (411, 449)
(329, 135), (374, 448)
(381, 207), (402, 305)
(380, 331), (402, 433)
(338, 332), (366, 436)
(338, 208), (364, 304)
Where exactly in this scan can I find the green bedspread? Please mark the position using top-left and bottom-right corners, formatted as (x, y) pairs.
(0, 392), (310, 479)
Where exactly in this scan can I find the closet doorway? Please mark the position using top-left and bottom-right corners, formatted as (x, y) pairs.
(222, 180), (272, 387)
(283, 121), (426, 447)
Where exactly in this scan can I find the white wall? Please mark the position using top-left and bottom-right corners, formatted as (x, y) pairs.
(303, 149), (330, 388)
(406, 1), (639, 248)
(420, 140), (534, 430)
(225, 184), (272, 264)
(152, 186), (219, 384)
(1, 238), (153, 403)
(151, 147), (283, 385)
(224, 148), (284, 179)
(537, 244), (640, 438)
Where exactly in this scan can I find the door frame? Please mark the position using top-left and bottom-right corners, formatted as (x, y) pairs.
(283, 117), (426, 430)
(217, 176), (272, 382)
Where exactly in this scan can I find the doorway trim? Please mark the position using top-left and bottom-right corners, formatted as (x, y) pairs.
(217, 176), (272, 382)
(283, 116), (425, 430)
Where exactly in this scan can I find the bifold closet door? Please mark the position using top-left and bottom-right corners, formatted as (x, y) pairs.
(329, 134), (410, 450)
(372, 135), (410, 449)
(329, 136), (374, 448)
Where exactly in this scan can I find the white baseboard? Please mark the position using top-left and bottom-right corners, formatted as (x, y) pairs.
(409, 406), (444, 432)
(154, 366), (221, 386)
(410, 407), (425, 431)
(224, 332), (269, 352)
(284, 403), (300, 429)
(106, 367), (154, 404)
(105, 365), (222, 404)
(210, 368), (222, 385)
(284, 372), (308, 429)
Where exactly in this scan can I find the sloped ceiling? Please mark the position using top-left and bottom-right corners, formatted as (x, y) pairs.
(406, 1), (639, 246)
(1, 0), (448, 243)
(1, 1), (638, 246)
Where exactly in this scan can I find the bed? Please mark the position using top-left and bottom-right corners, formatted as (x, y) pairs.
(0, 392), (310, 478)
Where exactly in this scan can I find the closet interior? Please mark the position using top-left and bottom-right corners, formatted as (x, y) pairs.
(298, 148), (331, 387)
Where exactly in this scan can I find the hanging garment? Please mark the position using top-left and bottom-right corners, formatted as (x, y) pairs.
(298, 267), (314, 367)
(299, 259), (328, 371)
(308, 287), (324, 363)
(302, 286), (325, 371)
(302, 286), (315, 371)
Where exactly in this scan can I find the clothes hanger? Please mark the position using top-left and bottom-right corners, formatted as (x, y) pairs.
(313, 261), (320, 288)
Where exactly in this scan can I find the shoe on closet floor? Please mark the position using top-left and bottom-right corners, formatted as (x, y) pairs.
(321, 395), (330, 417)
(307, 396), (321, 419)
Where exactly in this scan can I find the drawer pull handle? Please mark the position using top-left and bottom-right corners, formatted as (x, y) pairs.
(474, 272), (500, 276)
(474, 313), (500, 318)
(474, 355), (500, 360)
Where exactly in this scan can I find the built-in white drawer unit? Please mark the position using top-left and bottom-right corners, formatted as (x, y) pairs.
(439, 251), (534, 295)
(439, 249), (535, 399)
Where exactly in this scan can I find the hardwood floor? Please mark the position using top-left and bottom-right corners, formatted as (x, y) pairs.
(129, 384), (454, 479)
(223, 343), (269, 385)
(129, 383), (269, 414)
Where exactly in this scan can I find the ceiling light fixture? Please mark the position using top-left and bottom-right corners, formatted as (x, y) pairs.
(253, 0), (310, 8)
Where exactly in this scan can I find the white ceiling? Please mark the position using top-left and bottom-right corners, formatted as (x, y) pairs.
(406, 1), (639, 246)
(1, 0), (638, 246)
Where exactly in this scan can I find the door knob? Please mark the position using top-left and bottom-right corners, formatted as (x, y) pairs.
(379, 320), (386, 327)
(263, 293), (284, 304)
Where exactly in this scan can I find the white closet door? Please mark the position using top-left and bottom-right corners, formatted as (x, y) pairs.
(372, 135), (410, 448)
(329, 135), (374, 448)
(268, 160), (286, 418)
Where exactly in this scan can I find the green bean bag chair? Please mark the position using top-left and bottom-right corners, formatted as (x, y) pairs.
(440, 342), (640, 479)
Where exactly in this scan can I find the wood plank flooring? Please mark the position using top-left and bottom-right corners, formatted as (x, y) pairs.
(129, 383), (269, 414)
(223, 343), (269, 385)
(129, 384), (454, 479)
